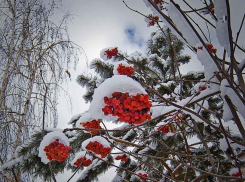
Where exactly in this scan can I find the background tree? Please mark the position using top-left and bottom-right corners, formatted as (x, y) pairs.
(0, 0), (79, 181)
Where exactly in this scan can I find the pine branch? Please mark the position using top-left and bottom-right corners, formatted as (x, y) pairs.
(76, 74), (92, 87)
(90, 59), (113, 79)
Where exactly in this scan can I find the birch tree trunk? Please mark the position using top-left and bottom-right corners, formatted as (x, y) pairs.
(0, 0), (79, 180)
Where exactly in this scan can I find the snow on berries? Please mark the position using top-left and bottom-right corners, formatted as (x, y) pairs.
(117, 63), (134, 76)
(105, 47), (118, 59)
(154, 0), (162, 4)
(71, 151), (93, 167)
(102, 92), (152, 124)
(82, 136), (111, 158)
(44, 140), (70, 162)
(232, 172), (241, 177)
(74, 157), (92, 167)
(100, 47), (118, 60)
(136, 170), (148, 181)
(196, 83), (210, 92)
(145, 14), (159, 27)
(76, 112), (102, 135)
(85, 141), (111, 158)
(38, 131), (70, 164)
(155, 121), (173, 134)
(198, 84), (207, 91)
(113, 62), (134, 76)
(114, 154), (129, 162)
(82, 120), (102, 135)
(154, 0), (163, 10)
(89, 75), (147, 122)
(230, 168), (244, 177)
(196, 43), (219, 79)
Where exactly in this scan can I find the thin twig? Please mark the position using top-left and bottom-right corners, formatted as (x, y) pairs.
(11, 167), (18, 182)
(184, 7), (207, 13)
(185, 11), (209, 41)
(206, 22), (211, 42)
(123, 1), (148, 18)
(182, 0), (216, 28)
(234, 13), (245, 53)
(224, 95), (245, 141)
(191, 119), (220, 181)
(225, 0), (245, 96)
(218, 117), (244, 181)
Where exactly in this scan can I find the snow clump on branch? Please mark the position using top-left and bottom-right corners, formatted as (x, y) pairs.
(89, 75), (146, 121)
(38, 131), (70, 164)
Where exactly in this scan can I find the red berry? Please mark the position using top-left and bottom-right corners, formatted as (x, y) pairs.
(158, 125), (170, 133)
(102, 92), (152, 124)
(115, 154), (129, 162)
(154, 0), (162, 4)
(82, 119), (102, 135)
(199, 85), (207, 91)
(74, 157), (92, 167)
(198, 43), (217, 54)
(86, 141), (111, 158)
(117, 64), (134, 76)
(44, 140), (70, 162)
(104, 47), (118, 59)
(148, 20), (155, 26)
(148, 14), (159, 22)
(232, 172), (241, 177)
(138, 173), (148, 181)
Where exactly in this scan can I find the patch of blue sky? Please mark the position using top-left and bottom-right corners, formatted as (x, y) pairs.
(125, 27), (144, 47)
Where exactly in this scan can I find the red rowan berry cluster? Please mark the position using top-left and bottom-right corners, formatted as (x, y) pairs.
(117, 63), (135, 76)
(175, 115), (183, 121)
(85, 141), (111, 158)
(232, 172), (242, 177)
(158, 125), (170, 133)
(115, 154), (129, 162)
(154, 0), (162, 4)
(104, 47), (118, 59)
(148, 14), (159, 26)
(74, 157), (92, 167)
(198, 85), (207, 91)
(138, 173), (148, 181)
(198, 43), (217, 53)
(102, 92), (152, 124)
(81, 119), (102, 135)
(44, 139), (70, 162)
(153, 0), (163, 10)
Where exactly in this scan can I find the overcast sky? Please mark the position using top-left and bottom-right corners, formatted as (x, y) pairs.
(51, 0), (245, 181)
